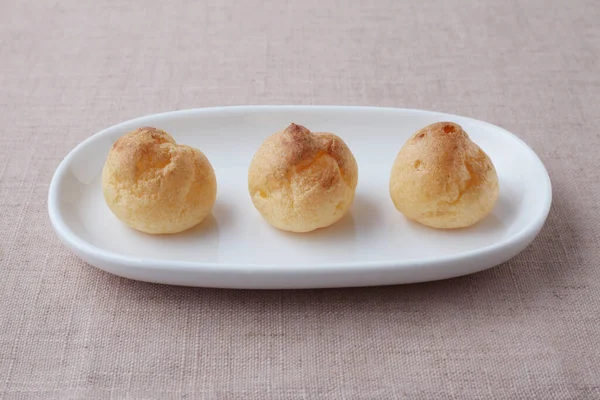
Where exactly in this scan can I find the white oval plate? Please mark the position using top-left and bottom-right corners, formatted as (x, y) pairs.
(48, 106), (551, 289)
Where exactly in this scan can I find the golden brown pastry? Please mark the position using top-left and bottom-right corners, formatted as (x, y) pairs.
(248, 123), (358, 232)
(101, 127), (217, 234)
(389, 122), (499, 229)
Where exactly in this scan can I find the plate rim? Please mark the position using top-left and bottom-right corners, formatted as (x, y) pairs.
(48, 105), (553, 275)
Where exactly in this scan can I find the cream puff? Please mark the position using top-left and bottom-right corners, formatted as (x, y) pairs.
(389, 122), (499, 229)
(101, 127), (217, 234)
(248, 123), (358, 232)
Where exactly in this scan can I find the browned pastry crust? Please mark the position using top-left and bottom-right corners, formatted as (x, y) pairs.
(102, 127), (217, 234)
(389, 122), (499, 228)
(248, 123), (358, 232)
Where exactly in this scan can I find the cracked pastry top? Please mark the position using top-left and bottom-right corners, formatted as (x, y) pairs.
(248, 123), (358, 233)
(101, 127), (217, 234)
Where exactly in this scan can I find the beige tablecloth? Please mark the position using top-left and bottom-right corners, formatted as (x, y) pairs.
(1, 0), (599, 398)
